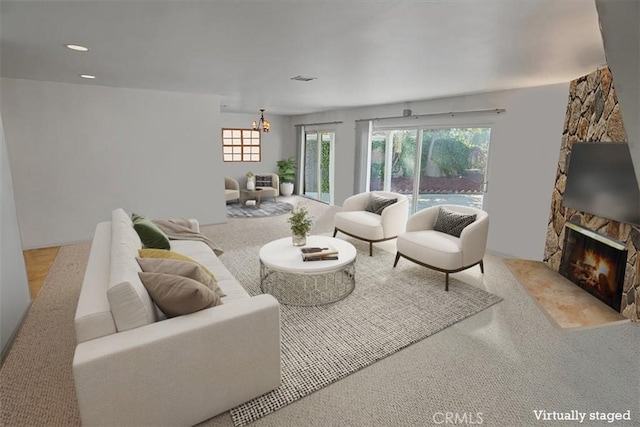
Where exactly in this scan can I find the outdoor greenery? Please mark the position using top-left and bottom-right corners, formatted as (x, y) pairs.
(304, 134), (331, 194)
(370, 127), (490, 180)
(276, 157), (296, 183)
(429, 138), (472, 176)
(288, 205), (313, 237)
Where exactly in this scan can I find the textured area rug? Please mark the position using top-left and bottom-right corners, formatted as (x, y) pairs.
(226, 200), (293, 218)
(221, 241), (502, 426)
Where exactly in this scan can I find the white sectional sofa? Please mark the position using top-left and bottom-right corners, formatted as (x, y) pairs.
(73, 208), (281, 426)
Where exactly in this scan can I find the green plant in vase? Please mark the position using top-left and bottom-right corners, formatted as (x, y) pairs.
(288, 205), (313, 246)
(277, 157), (296, 196)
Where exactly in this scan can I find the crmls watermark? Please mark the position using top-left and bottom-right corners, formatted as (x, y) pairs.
(433, 412), (484, 425)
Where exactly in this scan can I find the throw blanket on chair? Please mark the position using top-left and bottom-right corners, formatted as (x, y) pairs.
(152, 219), (224, 256)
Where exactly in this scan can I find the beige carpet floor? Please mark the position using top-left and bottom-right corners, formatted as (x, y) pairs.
(2, 197), (639, 426)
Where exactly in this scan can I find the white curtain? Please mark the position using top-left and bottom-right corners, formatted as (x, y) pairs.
(294, 125), (305, 195)
(354, 120), (372, 194)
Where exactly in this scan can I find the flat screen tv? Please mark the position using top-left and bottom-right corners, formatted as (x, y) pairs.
(562, 142), (640, 226)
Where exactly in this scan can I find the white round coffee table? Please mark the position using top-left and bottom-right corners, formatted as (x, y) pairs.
(259, 235), (357, 306)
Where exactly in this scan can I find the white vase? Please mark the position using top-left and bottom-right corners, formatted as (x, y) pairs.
(247, 177), (255, 191)
(280, 182), (294, 197)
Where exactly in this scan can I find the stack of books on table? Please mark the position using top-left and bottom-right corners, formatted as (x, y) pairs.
(300, 246), (339, 261)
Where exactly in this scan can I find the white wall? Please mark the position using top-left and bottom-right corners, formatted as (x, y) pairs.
(1, 78), (224, 248)
(596, 0), (640, 189)
(0, 110), (31, 357)
(220, 112), (293, 188)
(290, 84), (569, 260)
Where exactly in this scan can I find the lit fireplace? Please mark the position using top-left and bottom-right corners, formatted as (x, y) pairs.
(559, 223), (627, 312)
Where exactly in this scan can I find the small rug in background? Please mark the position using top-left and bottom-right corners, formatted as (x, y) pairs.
(226, 200), (293, 218)
(222, 242), (503, 426)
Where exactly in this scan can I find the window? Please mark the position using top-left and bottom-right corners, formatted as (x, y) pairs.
(222, 128), (261, 162)
(368, 126), (491, 212)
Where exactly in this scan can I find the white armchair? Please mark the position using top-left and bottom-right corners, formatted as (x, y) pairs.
(333, 191), (408, 256)
(393, 204), (489, 291)
(225, 176), (240, 203)
(254, 173), (279, 202)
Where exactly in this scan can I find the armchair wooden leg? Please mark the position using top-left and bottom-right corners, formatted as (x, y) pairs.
(369, 242), (373, 256)
(445, 273), (449, 292)
(333, 228), (338, 237)
(479, 259), (485, 274)
(393, 252), (401, 267)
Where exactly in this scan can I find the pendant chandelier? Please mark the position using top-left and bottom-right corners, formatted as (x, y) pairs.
(252, 109), (270, 133)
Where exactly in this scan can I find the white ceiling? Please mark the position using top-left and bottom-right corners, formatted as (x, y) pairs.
(0, 0), (606, 115)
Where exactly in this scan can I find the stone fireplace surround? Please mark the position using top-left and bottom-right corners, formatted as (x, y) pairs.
(544, 66), (640, 322)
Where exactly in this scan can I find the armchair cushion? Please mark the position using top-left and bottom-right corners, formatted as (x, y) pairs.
(334, 211), (386, 241)
(397, 230), (463, 271)
(365, 194), (398, 215)
(433, 207), (477, 237)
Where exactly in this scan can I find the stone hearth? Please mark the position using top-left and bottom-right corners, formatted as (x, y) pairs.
(505, 259), (627, 329)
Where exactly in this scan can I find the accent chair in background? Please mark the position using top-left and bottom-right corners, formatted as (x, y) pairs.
(333, 191), (408, 256)
(225, 177), (240, 203)
(394, 204), (489, 291)
(254, 173), (279, 202)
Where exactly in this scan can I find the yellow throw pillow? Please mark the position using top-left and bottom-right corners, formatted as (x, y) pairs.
(138, 249), (217, 282)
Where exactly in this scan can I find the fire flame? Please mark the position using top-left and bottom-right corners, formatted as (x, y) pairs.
(583, 250), (611, 277)
(571, 249), (615, 293)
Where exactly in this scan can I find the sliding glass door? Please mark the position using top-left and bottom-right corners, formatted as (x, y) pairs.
(303, 131), (334, 204)
(370, 129), (418, 212)
(368, 126), (491, 212)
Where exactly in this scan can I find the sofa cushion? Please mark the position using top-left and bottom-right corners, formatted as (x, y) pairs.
(433, 207), (477, 237)
(108, 209), (157, 332)
(107, 209), (156, 332)
(74, 221), (117, 343)
(138, 272), (221, 318)
(365, 193), (397, 215)
(131, 213), (171, 249)
(137, 257), (225, 297)
(138, 248), (217, 281)
(169, 240), (250, 303)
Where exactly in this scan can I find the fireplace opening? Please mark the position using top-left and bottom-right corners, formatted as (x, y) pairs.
(559, 223), (627, 312)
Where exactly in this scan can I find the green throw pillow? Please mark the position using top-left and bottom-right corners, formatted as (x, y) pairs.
(131, 213), (171, 250)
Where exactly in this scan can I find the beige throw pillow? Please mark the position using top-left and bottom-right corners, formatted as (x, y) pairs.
(136, 257), (225, 297)
(138, 272), (221, 318)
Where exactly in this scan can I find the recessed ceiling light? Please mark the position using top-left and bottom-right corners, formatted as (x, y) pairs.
(80, 74), (96, 79)
(291, 75), (317, 82)
(66, 44), (89, 52)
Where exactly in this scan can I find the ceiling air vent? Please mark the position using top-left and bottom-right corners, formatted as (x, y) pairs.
(290, 75), (317, 82)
